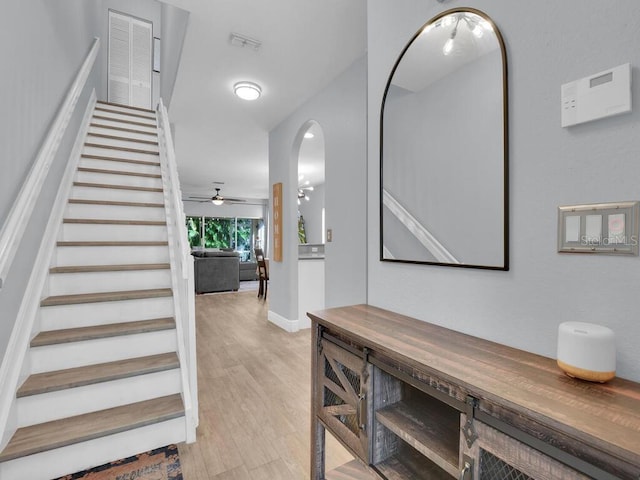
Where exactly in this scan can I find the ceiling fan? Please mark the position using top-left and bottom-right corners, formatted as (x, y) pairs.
(184, 187), (248, 205)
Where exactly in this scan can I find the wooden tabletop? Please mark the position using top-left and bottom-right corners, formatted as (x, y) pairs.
(308, 304), (640, 471)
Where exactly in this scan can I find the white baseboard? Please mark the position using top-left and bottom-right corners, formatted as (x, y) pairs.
(267, 310), (300, 333)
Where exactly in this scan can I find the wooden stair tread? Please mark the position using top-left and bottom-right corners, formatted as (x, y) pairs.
(84, 143), (159, 156)
(73, 181), (163, 192)
(63, 218), (166, 226)
(50, 263), (169, 273)
(77, 166), (161, 179)
(41, 288), (172, 307)
(90, 123), (158, 137)
(81, 153), (160, 166)
(0, 394), (183, 462)
(57, 240), (168, 247)
(17, 353), (179, 397)
(68, 199), (164, 208)
(31, 317), (175, 347)
(92, 115), (156, 129)
(96, 100), (155, 114)
(94, 106), (156, 121)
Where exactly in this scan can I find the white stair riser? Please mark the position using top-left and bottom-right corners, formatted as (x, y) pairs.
(89, 116), (157, 135)
(48, 269), (172, 296)
(60, 223), (168, 242)
(0, 417), (186, 480)
(71, 185), (165, 204)
(96, 103), (157, 117)
(30, 330), (177, 373)
(79, 157), (161, 175)
(54, 245), (169, 266)
(39, 296), (174, 330)
(85, 135), (159, 152)
(64, 203), (166, 221)
(75, 170), (163, 189)
(16, 369), (181, 427)
(93, 110), (156, 125)
(89, 125), (158, 142)
(82, 145), (160, 163)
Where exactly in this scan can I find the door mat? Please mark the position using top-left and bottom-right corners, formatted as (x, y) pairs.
(54, 444), (182, 480)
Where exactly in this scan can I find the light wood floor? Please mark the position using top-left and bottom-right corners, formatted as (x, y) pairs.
(178, 290), (353, 479)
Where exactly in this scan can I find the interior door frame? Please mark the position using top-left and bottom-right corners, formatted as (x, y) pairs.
(107, 9), (153, 109)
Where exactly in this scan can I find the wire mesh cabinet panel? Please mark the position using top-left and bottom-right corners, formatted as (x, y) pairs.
(459, 415), (590, 480)
(316, 337), (372, 462)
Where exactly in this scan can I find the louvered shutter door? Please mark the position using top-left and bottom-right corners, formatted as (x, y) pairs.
(130, 18), (152, 109)
(108, 12), (131, 105)
(108, 11), (152, 109)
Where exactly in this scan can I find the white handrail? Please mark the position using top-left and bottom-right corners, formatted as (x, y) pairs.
(0, 37), (100, 289)
(382, 189), (460, 264)
(157, 98), (198, 441)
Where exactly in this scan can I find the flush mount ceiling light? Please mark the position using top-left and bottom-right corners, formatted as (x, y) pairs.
(304, 132), (315, 139)
(234, 81), (262, 101)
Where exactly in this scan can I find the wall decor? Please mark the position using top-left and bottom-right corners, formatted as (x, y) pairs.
(558, 201), (639, 255)
(380, 8), (508, 270)
(273, 182), (283, 261)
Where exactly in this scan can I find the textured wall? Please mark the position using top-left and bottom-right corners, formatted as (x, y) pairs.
(269, 57), (368, 323)
(367, 0), (640, 381)
(0, 0), (101, 359)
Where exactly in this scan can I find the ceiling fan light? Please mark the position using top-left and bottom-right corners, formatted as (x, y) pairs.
(234, 81), (261, 100)
(212, 198), (224, 206)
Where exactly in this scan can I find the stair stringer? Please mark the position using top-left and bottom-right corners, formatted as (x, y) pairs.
(0, 91), (97, 453)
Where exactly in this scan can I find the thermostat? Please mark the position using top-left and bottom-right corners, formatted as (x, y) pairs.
(561, 63), (631, 127)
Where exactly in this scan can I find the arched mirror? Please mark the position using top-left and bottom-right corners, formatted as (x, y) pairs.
(380, 8), (508, 270)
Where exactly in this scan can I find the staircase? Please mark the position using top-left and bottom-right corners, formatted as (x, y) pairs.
(0, 101), (191, 479)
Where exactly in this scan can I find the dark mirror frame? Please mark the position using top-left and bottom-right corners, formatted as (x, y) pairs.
(380, 7), (509, 271)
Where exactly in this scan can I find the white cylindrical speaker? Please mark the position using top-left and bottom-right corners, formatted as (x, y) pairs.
(557, 321), (616, 383)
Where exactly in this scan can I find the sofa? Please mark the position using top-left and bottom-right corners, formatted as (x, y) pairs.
(192, 250), (240, 293)
(239, 261), (258, 281)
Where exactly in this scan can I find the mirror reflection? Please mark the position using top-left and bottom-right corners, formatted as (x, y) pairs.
(381, 9), (508, 270)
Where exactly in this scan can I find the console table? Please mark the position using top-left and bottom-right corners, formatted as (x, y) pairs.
(309, 304), (640, 480)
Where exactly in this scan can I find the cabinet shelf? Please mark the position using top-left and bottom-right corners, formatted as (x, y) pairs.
(376, 444), (452, 480)
(326, 460), (375, 480)
(375, 397), (459, 477)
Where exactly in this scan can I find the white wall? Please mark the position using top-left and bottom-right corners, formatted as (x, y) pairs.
(0, 0), (101, 359)
(298, 183), (325, 245)
(368, 0), (640, 381)
(160, 3), (189, 108)
(269, 57), (368, 324)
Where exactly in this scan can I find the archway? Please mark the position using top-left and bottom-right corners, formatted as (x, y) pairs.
(296, 121), (325, 328)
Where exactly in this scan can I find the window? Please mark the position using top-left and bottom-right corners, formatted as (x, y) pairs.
(186, 216), (263, 262)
